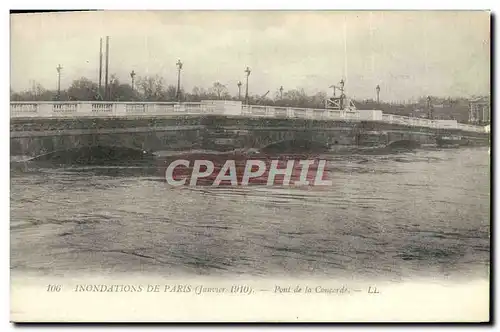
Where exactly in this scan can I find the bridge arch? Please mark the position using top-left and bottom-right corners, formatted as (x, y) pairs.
(260, 139), (330, 153)
(10, 132), (160, 161)
(385, 139), (421, 150)
(245, 129), (333, 151)
(28, 145), (154, 164)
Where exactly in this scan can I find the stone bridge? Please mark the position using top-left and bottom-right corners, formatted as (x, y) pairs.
(10, 101), (490, 158)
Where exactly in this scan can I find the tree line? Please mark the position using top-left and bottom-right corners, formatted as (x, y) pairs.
(10, 75), (330, 108)
(11, 75), (480, 123)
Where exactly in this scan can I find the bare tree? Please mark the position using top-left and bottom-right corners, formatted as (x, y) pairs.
(210, 82), (229, 99)
(137, 75), (165, 101)
(67, 77), (99, 101)
(165, 85), (178, 101)
(107, 74), (136, 101)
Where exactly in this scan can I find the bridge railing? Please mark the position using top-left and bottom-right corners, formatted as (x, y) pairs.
(242, 105), (363, 121)
(10, 101), (488, 133)
(456, 123), (485, 133)
(10, 101), (220, 118)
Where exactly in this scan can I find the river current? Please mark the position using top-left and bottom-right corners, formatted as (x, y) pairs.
(10, 147), (490, 281)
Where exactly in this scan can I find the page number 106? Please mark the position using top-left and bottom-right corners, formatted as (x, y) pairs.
(46, 284), (62, 292)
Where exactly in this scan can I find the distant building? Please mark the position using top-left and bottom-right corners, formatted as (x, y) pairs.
(469, 97), (490, 125)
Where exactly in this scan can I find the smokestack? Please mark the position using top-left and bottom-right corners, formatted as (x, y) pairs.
(98, 38), (103, 95)
(104, 36), (110, 100)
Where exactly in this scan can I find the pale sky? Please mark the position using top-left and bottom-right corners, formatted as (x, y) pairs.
(10, 11), (490, 101)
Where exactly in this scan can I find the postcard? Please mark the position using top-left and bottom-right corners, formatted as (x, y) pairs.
(10, 10), (491, 322)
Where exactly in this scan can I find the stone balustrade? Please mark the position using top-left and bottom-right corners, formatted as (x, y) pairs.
(10, 100), (488, 133)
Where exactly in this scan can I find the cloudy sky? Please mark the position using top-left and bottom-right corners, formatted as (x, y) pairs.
(10, 11), (490, 101)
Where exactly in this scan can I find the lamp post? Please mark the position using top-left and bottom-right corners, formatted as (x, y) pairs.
(376, 84), (380, 104)
(237, 81), (242, 100)
(108, 77), (117, 101)
(56, 64), (63, 100)
(279, 85), (284, 99)
(339, 78), (345, 109)
(176, 59), (183, 102)
(244, 66), (251, 105)
(130, 70), (136, 91)
(427, 96), (433, 120)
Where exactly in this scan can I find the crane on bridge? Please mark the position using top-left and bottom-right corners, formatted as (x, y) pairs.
(255, 90), (270, 105)
(326, 79), (356, 111)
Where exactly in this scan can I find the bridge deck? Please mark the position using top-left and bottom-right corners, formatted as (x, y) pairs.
(10, 101), (488, 134)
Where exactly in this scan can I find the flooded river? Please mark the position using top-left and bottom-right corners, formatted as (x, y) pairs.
(10, 147), (490, 281)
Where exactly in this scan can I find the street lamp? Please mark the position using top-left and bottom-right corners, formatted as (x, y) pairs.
(130, 70), (136, 90)
(338, 79), (345, 109)
(109, 77), (117, 100)
(244, 66), (251, 105)
(56, 64), (63, 100)
(279, 86), (284, 99)
(237, 81), (242, 100)
(427, 96), (433, 119)
(176, 59), (183, 102)
(375, 84), (380, 104)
